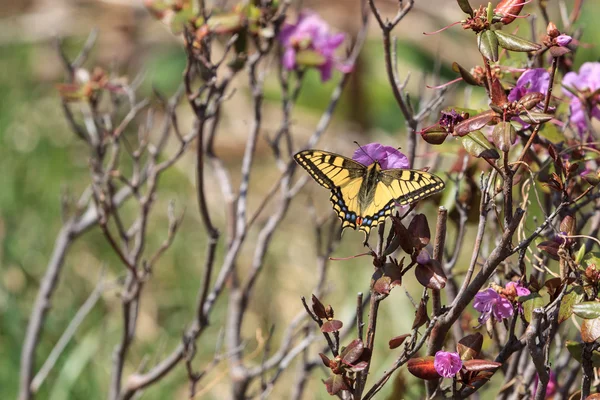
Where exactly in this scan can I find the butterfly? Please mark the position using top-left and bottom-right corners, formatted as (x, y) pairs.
(294, 149), (445, 235)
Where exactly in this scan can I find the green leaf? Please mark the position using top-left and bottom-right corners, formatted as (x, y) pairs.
(495, 30), (541, 52)
(460, 130), (500, 159)
(581, 252), (600, 270)
(491, 121), (516, 152)
(452, 62), (481, 86)
(478, 30), (499, 62)
(457, 0), (474, 15)
(575, 246), (587, 264)
(170, 5), (196, 34)
(519, 112), (554, 125)
(565, 340), (600, 367)
(538, 122), (564, 143)
(573, 302), (600, 320)
(522, 292), (545, 323)
(559, 287), (585, 323)
(295, 50), (326, 67)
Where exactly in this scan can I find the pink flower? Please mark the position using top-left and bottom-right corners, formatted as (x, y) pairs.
(434, 351), (462, 378)
(473, 288), (513, 324)
(352, 143), (410, 170)
(279, 11), (349, 81)
(534, 371), (558, 398)
(556, 34), (572, 47)
(562, 62), (600, 136)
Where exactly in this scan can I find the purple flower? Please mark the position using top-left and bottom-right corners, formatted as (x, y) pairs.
(562, 62), (600, 135)
(473, 288), (513, 324)
(434, 351), (462, 378)
(279, 11), (349, 81)
(508, 68), (550, 102)
(352, 143), (410, 170)
(556, 34), (572, 47)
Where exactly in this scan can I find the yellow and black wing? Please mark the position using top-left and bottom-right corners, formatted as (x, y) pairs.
(294, 149), (445, 235)
(294, 150), (368, 231)
(378, 169), (445, 206)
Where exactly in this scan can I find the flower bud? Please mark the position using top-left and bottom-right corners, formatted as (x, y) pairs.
(556, 34), (572, 47)
(546, 22), (559, 37)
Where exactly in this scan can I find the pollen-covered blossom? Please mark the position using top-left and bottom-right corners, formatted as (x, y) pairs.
(352, 143), (410, 170)
(279, 11), (350, 81)
(434, 351), (462, 378)
(562, 62), (600, 136)
(508, 68), (550, 102)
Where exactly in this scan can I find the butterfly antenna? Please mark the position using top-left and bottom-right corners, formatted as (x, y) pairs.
(353, 141), (376, 164)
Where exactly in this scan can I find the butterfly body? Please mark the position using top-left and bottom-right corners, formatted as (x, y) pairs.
(294, 150), (445, 234)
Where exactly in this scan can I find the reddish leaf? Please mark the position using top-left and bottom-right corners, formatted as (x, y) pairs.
(491, 121), (516, 152)
(462, 359), (502, 372)
(312, 295), (327, 319)
(581, 317), (600, 343)
(537, 241), (560, 261)
(494, 0), (525, 24)
(407, 356), (440, 380)
(550, 45), (571, 58)
(561, 214), (576, 236)
(340, 339), (364, 365)
(391, 217), (416, 254)
(389, 334), (411, 349)
(415, 260), (447, 290)
(319, 353), (332, 368)
(517, 92), (544, 110)
(408, 214), (431, 249)
(350, 360), (368, 372)
(323, 374), (349, 395)
(412, 298), (430, 329)
(490, 75), (509, 106)
(457, 333), (483, 361)
(321, 320), (343, 333)
(454, 112), (495, 136)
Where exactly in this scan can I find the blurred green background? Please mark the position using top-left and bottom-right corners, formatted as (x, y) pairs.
(1, 0), (599, 399)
